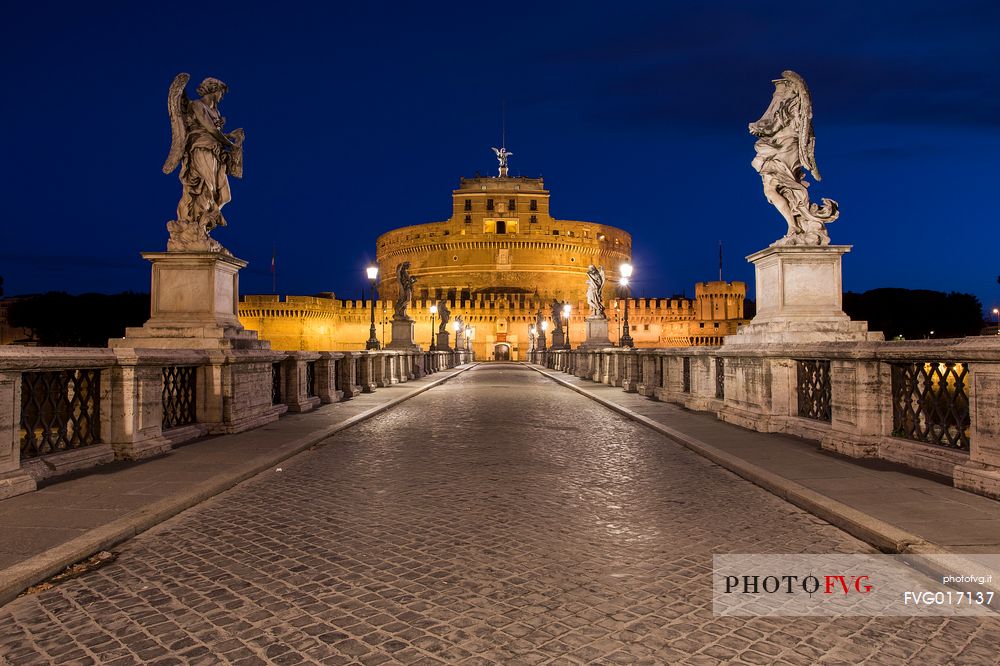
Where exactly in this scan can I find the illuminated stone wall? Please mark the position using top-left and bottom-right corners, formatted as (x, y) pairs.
(375, 176), (632, 305)
(239, 281), (747, 359)
(238, 173), (747, 357)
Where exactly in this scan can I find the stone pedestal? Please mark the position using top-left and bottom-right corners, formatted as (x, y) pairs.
(580, 316), (613, 348)
(551, 328), (565, 349)
(112, 251), (266, 350)
(436, 331), (451, 352)
(727, 245), (881, 345)
(388, 318), (420, 350)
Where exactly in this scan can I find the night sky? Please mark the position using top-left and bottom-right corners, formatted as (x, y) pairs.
(3, 2), (999, 314)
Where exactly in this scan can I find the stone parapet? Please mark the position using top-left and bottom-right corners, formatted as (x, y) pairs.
(0, 342), (466, 501)
(557, 336), (1000, 501)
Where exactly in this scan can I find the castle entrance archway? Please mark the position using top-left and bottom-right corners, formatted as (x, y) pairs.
(494, 343), (511, 361)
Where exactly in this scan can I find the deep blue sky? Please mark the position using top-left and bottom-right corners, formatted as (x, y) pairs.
(3, 1), (999, 313)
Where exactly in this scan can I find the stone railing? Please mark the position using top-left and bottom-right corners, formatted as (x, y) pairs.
(531, 337), (1000, 501)
(1, 347), (471, 500)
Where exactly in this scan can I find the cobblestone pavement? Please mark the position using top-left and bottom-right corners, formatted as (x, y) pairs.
(2, 364), (998, 665)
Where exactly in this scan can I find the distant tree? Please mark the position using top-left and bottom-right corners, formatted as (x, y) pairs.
(7, 292), (150, 347)
(843, 288), (984, 340)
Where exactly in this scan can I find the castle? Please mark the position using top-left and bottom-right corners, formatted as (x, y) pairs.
(239, 165), (746, 359)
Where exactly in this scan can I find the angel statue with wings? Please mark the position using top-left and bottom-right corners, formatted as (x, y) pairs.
(162, 73), (245, 253)
(586, 264), (606, 318)
(393, 262), (418, 320)
(436, 300), (451, 333)
(492, 146), (512, 176)
(749, 70), (838, 246)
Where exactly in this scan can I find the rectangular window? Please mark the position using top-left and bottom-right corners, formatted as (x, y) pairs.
(644, 324), (650, 331)
(464, 215), (471, 224)
(552, 229), (559, 235)
(530, 215), (537, 224)
(464, 199), (471, 211)
(530, 199), (537, 211)
(486, 199), (494, 211)
(508, 199), (516, 210)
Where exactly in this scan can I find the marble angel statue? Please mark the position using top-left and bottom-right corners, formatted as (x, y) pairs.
(393, 262), (418, 320)
(436, 300), (451, 333)
(162, 73), (245, 253)
(749, 70), (838, 246)
(586, 265), (606, 318)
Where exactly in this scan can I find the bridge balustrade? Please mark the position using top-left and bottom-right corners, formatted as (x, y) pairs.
(537, 337), (1000, 500)
(0, 346), (466, 499)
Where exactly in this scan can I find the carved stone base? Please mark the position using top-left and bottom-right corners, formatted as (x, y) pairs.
(726, 245), (882, 345)
(436, 331), (451, 352)
(0, 470), (36, 501)
(551, 328), (565, 349)
(112, 251), (268, 350)
(955, 462), (1000, 501)
(579, 316), (613, 348)
(388, 319), (420, 350)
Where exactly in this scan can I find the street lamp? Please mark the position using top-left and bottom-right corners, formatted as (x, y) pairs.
(452, 319), (461, 352)
(619, 263), (634, 348)
(464, 324), (471, 352)
(365, 265), (380, 350)
(993, 308), (999, 334)
(562, 303), (572, 349)
(529, 326), (537, 352)
(540, 319), (548, 351)
(429, 304), (438, 351)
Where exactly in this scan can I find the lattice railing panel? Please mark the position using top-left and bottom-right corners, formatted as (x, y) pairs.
(796, 360), (832, 422)
(715, 357), (725, 400)
(272, 362), (282, 405)
(682, 357), (691, 393)
(891, 361), (970, 451)
(162, 366), (197, 429)
(306, 361), (316, 398)
(21, 370), (101, 459)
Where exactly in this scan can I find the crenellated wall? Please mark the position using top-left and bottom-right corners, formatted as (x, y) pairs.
(239, 281), (749, 358)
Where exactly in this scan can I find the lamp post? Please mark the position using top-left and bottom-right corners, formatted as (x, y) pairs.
(452, 319), (461, 351)
(529, 326), (537, 352)
(540, 320), (548, 351)
(365, 266), (380, 350)
(562, 303), (572, 350)
(429, 304), (438, 351)
(620, 263), (634, 348)
(468, 326), (475, 357)
(994, 308), (999, 334)
(464, 324), (471, 352)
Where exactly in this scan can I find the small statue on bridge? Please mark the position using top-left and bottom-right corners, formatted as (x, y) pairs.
(550, 300), (564, 329)
(394, 262), (418, 320)
(162, 73), (245, 254)
(436, 300), (451, 333)
(586, 265), (606, 318)
(749, 70), (838, 246)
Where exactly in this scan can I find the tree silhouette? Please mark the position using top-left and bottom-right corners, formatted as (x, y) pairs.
(843, 288), (984, 340)
(7, 292), (150, 347)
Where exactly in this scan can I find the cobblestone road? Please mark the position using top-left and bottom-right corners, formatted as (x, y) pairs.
(2, 364), (998, 664)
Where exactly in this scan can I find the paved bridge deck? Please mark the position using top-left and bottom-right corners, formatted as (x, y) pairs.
(1, 364), (999, 664)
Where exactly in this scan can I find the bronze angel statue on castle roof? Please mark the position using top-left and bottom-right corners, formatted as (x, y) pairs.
(749, 70), (838, 246)
(162, 73), (244, 253)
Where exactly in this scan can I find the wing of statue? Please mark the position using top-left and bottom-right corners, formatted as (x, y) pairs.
(162, 73), (190, 174)
(785, 70), (822, 181)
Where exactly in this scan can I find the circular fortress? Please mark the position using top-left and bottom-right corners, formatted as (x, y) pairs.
(376, 176), (632, 305)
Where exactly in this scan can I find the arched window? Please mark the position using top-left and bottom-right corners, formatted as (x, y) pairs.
(496, 220), (507, 234)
